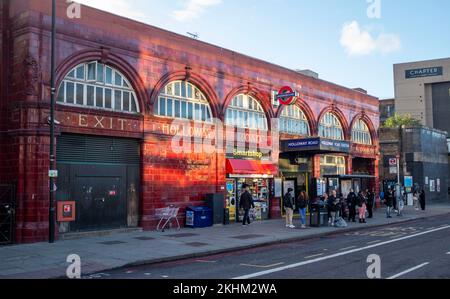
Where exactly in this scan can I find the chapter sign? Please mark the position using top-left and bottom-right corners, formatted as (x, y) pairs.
(405, 67), (443, 79)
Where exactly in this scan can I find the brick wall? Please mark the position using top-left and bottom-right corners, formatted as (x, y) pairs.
(3, 0), (381, 243)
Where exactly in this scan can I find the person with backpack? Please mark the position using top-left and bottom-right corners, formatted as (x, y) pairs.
(346, 189), (358, 223)
(327, 190), (339, 226)
(283, 188), (295, 229)
(296, 191), (309, 229)
(385, 189), (394, 218)
(358, 191), (367, 223)
(239, 184), (255, 226)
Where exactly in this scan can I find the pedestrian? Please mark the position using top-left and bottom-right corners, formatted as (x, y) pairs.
(358, 191), (367, 223)
(346, 189), (357, 222)
(385, 189), (394, 218)
(397, 191), (405, 216)
(239, 184), (255, 226)
(283, 188), (295, 228)
(419, 190), (426, 211)
(297, 191), (309, 229)
(392, 188), (398, 214)
(367, 189), (375, 219)
(413, 191), (420, 210)
(327, 190), (339, 226)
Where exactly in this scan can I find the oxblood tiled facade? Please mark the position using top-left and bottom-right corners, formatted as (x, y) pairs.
(0, 0), (380, 243)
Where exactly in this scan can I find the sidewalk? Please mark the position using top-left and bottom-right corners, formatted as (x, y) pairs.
(1, 204), (450, 279)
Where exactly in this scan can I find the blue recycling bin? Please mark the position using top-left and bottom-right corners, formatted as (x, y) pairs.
(185, 206), (213, 228)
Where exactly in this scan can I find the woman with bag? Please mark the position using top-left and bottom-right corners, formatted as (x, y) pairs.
(358, 191), (367, 223)
(297, 191), (309, 229)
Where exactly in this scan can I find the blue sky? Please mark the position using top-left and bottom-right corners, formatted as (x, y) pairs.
(77, 0), (450, 99)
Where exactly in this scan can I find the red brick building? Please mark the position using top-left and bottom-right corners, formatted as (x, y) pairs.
(0, 0), (380, 244)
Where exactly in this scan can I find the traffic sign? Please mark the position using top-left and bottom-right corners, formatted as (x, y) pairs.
(389, 158), (397, 166)
(276, 86), (298, 106)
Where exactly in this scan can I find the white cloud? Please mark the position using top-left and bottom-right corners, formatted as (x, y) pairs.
(340, 21), (401, 56)
(74, 0), (146, 21)
(173, 0), (222, 22)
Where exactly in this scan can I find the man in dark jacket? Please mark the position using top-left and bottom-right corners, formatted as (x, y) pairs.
(346, 189), (357, 222)
(385, 189), (394, 218)
(239, 184), (255, 226)
(367, 189), (375, 218)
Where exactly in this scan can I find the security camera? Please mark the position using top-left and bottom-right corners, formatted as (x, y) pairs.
(47, 116), (61, 126)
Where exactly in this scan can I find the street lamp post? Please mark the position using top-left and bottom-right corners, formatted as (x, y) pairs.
(49, 0), (56, 243)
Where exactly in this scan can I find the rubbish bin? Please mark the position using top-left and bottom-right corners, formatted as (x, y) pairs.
(205, 194), (225, 225)
(224, 208), (230, 225)
(185, 206), (213, 228)
(310, 204), (321, 227)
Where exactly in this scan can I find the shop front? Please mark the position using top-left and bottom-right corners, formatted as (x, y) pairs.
(225, 156), (278, 223)
(281, 137), (351, 199)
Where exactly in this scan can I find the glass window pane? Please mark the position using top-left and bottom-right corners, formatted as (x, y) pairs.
(115, 72), (122, 86)
(181, 82), (186, 98)
(96, 87), (103, 108)
(67, 70), (75, 78)
(131, 94), (137, 112)
(174, 82), (181, 96)
(114, 90), (122, 110)
(165, 98), (172, 117)
(87, 86), (95, 106)
(76, 83), (84, 105)
(181, 101), (187, 118)
(87, 62), (96, 81)
(154, 96), (159, 114)
(105, 67), (113, 84)
(123, 80), (129, 88)
(206, 108), (211, 121)
(57, 82), (65, 102)
(76, 65), (84, 79)
(105, 89), (112, 109)
(123, 91), (130, 111)
(66, 82), (74, 104)
(188, 102), (193, 119)
(159, 98), (166, 116)
(97, 63), (104, 83)
(201, 105), (206, 122)
(194, 103), (201, 120)
(174, 100), (180, 118)
(187, 84), (193, 98)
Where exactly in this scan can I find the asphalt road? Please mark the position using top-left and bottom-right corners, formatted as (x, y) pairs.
(85, 215), (450, 279)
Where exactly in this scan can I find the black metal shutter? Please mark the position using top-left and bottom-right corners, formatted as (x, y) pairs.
(57, 134), (140, 165)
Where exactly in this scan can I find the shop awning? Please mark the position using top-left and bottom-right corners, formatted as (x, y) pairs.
(226, 159), (278, 177)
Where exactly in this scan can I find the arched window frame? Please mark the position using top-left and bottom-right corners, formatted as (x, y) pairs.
(57, 61), (140, 113)
(352, 119), (373, 145)
(279, 105), (310, 136)
(155, 81), (213, 123)
(225, 94), (268, 130)
(319, 112), (344, 140)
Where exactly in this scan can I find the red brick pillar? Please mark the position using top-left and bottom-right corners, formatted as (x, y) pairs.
(14, 134), (53, 243)
(346, 156), (353, 175)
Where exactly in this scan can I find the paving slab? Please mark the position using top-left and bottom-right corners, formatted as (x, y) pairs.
(0, 204), (449, 279)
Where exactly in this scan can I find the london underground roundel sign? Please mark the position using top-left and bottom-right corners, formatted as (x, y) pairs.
(277, 86), (298, 106)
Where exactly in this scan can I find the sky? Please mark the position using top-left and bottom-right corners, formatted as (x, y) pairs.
(75, 0), (450, 99)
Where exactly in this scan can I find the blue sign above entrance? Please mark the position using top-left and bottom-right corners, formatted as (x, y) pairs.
(282, 137), (350, 153)
(405, 67), (443, 79)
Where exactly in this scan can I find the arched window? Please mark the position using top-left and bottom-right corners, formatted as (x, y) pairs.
(155, 81), (213, 123)
(57, 61), (140, 113)
(352, 119), (373, 145)
(279, 105), (310, 136)
(319, 112), (344, 140)
(225, 94), (268, 130)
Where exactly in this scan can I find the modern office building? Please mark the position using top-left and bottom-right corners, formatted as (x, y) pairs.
(379, 98), (395, 125)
